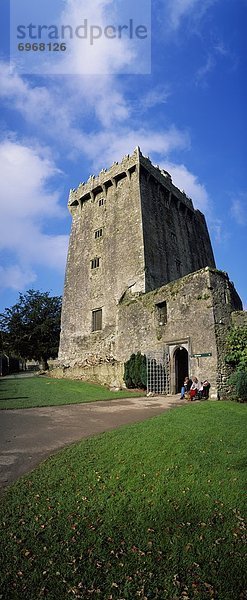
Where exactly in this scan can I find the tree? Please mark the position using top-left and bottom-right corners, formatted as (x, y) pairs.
(0, 290), (62, 370)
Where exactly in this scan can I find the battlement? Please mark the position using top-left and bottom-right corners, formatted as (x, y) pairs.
(58, 147), (243, 397)
(138, 152), (194, 211)
(68, 147), (140, 211)
(68, 147), (194, 213)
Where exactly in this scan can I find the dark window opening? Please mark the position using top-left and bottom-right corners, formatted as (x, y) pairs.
(176, 259), (181, 274)
(92, 309), (102, 332)
(156, 301), (167, 326)
(98, 198), (104, 207)
(91, 257), (100, 269)
(95, 228), (103, 239)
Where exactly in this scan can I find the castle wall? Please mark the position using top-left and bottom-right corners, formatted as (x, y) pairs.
(207, 270), (243, 394)
(60, 148), (216, 363)
(116, 268), (242, 397)
(57, 266), (243, 397)
(59, 155), (146, 361)
(59, 148), (239, 397)
(231, 311), (247, 327)
(139, 161), (215, 292)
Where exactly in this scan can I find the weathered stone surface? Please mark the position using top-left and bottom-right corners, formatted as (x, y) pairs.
(56, 148), (244, 396)
(49, 362), (124, 388)
(231, 311), (247, 327)
(116, 267), (242, 398)
(59, 148), (215, 361)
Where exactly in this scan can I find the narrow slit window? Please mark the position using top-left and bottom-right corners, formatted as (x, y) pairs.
(98, 198), (104, 207)
(92, 309), (102, 332)
(95, 228), (103, 239)
(91, 257), (100, 269)
(176, 259), (181, 273)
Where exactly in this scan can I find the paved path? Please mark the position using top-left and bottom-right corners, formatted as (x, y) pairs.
(0, 395), (184, 492)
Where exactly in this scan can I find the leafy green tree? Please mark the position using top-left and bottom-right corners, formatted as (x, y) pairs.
(225, 325), (247, 372)
(0, 290), (62, 370)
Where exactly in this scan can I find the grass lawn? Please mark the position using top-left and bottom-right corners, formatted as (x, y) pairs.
(0, 401), (246, 600)
(0, 376), (143, 409)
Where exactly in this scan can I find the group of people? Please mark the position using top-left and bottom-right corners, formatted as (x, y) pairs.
(180, 376), (210, 400)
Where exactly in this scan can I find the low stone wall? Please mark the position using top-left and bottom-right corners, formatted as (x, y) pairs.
(48, 361), (125, 389)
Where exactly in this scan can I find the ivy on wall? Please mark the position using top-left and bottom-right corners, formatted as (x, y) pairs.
(225, 325), (247, 402)
(225, 325), (247, 372)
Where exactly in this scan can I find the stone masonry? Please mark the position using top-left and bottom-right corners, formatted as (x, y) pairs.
(55, 148), (244, 396)
(116, 267), (242, 398)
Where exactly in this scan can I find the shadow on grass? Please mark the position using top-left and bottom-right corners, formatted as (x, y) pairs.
(0, 396), (29, 401)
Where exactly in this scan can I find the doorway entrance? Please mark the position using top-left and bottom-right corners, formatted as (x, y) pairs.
(174, 347), (188, 393)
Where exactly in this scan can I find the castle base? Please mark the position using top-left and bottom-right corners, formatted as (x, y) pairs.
(48, 360), (125, 390)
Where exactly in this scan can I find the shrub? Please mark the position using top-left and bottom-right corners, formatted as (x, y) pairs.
(124, 353), (136, 388)
(229, 371), (247, 402)
(124, 352), (147, 389)
(225, 325), (247, 372)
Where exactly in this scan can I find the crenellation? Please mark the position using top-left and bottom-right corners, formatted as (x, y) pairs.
(69, 150), (140, 210)
(58, 148), (244, 395)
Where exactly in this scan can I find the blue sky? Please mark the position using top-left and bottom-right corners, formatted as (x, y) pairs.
(0, 0), (246, 313)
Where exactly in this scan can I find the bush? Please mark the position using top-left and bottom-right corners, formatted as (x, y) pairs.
(124, 353), (135, 388)
(225, 325), (247, 372)
(229, 371), (247, 402)
(124, 352), (147, 389)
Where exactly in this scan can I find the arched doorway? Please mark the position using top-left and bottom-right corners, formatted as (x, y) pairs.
(174, 347), (188, 393)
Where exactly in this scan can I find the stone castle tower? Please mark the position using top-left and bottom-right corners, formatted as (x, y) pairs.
(59, 147), (216, 364)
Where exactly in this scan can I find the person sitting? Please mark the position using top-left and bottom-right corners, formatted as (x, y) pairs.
(198, 381), (204, 399)
(202, 379), (210, 399)
(180, 376), (192, 399)
(189, 377), (200, 400)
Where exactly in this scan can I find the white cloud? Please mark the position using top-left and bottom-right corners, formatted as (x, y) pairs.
(85, 126), (190, 171)
(0, 62), (82, 140)
(160, 161), (210, 213)
(141, 86), (171, 110)
(0, 265), (37, 292)
(195, 55), (215, 85)
(159, 160), (229, 246)
(210, 219), (227, 245)
(165, 0), (217, 30)
(230, 196), (247, 226)
(71, 75), (131, 128)
(167, 0), (201, 29)
(195, 41), (236, 86)
(56, 0), (136, 75)
(0, 139), (68, 292)
(0, 139), (62, 222)
(0, 60), (130, 140)
(0, 61), (190, 170)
